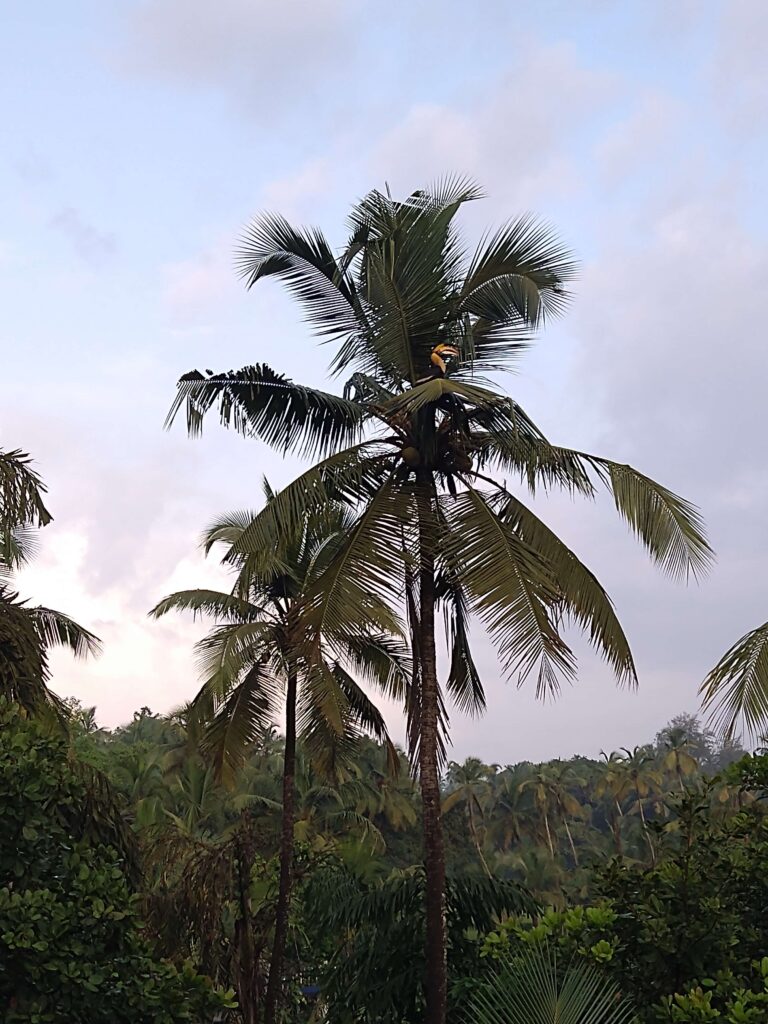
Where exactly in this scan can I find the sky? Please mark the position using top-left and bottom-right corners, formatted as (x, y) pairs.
(3, 0), (767, 763)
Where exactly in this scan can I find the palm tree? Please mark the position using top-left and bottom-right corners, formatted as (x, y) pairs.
(166, 180), (712, 1023)
(657, 727), (699, 792)
(620, 745), (661, 864)
(471, 943), (635, 1024)
(543, 761), (586, 867)
(595, 752), (631, 857)
(151, 486), (407, 1024)
(443, 757), (495, 875)
(701, 619), (768, 740)
(0, 447), (100, 717)
(485, 763), (538, 853)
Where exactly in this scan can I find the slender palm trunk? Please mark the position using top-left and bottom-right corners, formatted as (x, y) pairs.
(543, 808), (555, 858)
(264, 670), (297, 1024)
(637, 790), (656, 866)
(234, 818), (260, 1024)
(417, 480), (447, 1024)
(468, 798), (492, 878)
(562, 814), (579, 866)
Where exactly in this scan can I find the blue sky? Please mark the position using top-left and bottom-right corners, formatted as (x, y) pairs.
(3, 0), (767, 760)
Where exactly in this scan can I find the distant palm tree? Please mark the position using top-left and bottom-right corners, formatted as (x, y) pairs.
(658, 728), (699, 792)
(443, 757), (495, 875)
(621, 745), (661, 864)
(167, 180), (712, 1024)
(151, 484), (407, 1024)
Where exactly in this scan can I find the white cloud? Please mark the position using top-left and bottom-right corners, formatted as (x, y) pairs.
(712, 0), (768, 135)
(370, 43), (618, 216)
(120, 0), (357, 115)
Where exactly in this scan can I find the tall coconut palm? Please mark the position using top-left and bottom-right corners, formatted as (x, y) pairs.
(701, 620), (768, 741)
(166, 180), (712, 1023)
(151, 485), (407, 1024)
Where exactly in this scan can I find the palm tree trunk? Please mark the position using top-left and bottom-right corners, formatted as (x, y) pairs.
(417, 480), (448, 1024)
(562, 815), (579, 866)
(264, 669), (298, 1024)
(468, 797), (492, 878)
(543, 808), (555, 858)
(234, 817), (260, 1024)
(637, 794), (656, 866)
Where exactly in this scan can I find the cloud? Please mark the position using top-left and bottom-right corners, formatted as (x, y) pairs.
(120, 0), (356, 116)
(712, 0), (768, 135)
(49, 208), (116, 265)
(19, 527), (231, 726)
(596, 91), (683, 188)
(161, 244), (241, 326)
(370, 43), (619, 216)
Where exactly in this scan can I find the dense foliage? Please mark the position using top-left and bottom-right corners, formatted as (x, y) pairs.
(56, 699), (764, 1022)
(0, 700), (233, 1022)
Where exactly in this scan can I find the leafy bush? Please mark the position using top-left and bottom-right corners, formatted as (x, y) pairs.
(0, 700), (234, 1022)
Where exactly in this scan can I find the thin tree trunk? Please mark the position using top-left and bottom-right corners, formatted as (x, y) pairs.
(468, 797), (492, 878)
(234, 817), (260, 1024)
(543, 809), (554, 858)
(637, 791), (656, 866)
(562, 814), (579, 867)
(417, 479), (448, 1024)
(264, 670), (298, 1024)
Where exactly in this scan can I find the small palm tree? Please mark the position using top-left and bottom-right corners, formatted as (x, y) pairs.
(167, 180), (712, 1023)
(471, 944), (635, 1024)
(701, 619), (768, 740)
(151, 484), (407, 1024)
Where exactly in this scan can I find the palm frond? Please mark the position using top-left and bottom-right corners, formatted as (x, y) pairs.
(582, 455), (714, 580)
(330, 663), (399, 774)
(201, 662), (280, 784)
(303, 475), (409, 643)
(437, 571), (486, 717)
(228, 442), (394, 567)
(236, 213), (365, 339)
(700, 620), (768, 740)
(461, 215), (578, 325)
(297, 663), (358, 778)
(192, 622), (276, 695)
(443, 488), (574, 697)
(166, 363), (367, 460)
(494, 493), (637, 687)
(30, 607), (102, 659)
(149, 588), (263, 624)
(470, 943), (635, 1024)
(0, 450), (52, 566)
